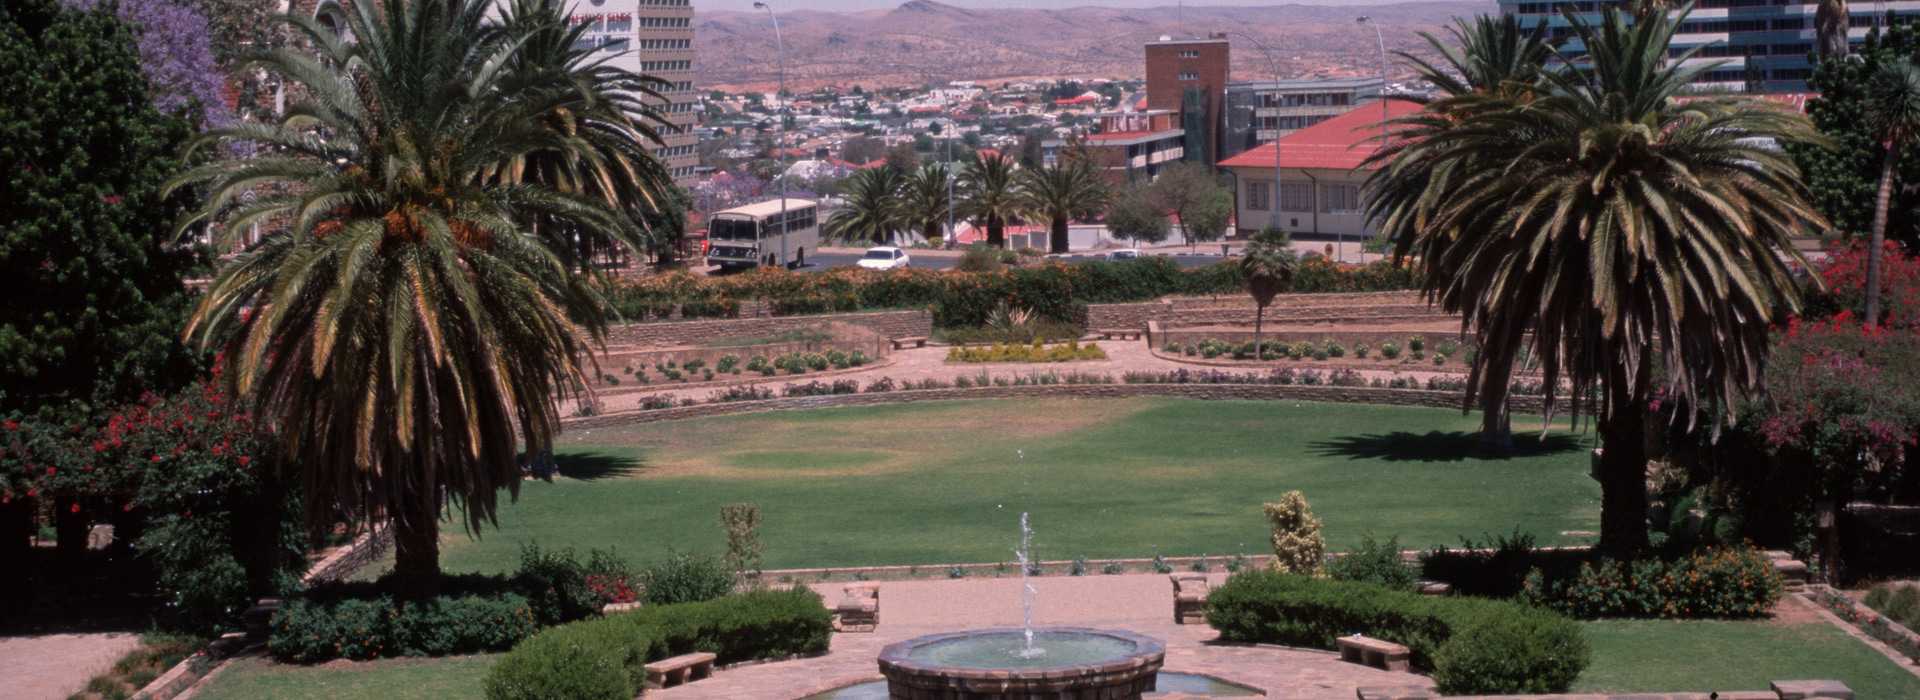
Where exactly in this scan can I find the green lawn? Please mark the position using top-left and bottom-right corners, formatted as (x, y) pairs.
(419, 397), (1599, 574)
(194, 654), (497, 700)
(1578, 619), (1920, 697)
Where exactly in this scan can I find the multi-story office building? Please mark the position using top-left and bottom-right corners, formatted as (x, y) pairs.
(1144, 35), (1230, 165)
(1220, 77), (1383, 163)
(1497, 1), (1920, 91)
(1043, 110), (1187, 184)
(567, 0), (699, 186)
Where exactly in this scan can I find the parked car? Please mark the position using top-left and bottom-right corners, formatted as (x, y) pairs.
(1106, 248), (1142, 261)
(856, 246), (911, 270)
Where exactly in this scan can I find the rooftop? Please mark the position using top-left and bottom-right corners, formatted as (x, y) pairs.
(1218, 99), (1419, 171)
(1227, 77), (1385, 92)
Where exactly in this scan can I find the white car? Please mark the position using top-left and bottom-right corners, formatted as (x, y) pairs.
(856, 246), (911, 270)
(1106, 248), (1143, 261)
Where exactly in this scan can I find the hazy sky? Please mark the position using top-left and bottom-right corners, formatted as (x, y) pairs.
(698, 1), (1441, 12)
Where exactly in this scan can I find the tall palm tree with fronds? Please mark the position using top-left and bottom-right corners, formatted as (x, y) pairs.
(490, 0), (676, 272)
(1372, 7), (1826, 554)
(1017, 160), (1108, 254)
(824, 166), (907, 245)
(1239, 234), (1298, 358)
(958, 151), (1021, 248)
(1366, 12), (1559, 451)
(902, 162), (952, 245)
(1863, 59), (1920, 324)
(167, 0), (648, 597)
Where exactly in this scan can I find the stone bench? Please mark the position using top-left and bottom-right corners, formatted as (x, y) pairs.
(1170, 573), (1209, 624)
(1338, 634), (1410, 672)
(644, 651), (716, 688)
(833, 582), (880, 632)
(1096, 328), (1143, 341)
(889, 336), (929, 350)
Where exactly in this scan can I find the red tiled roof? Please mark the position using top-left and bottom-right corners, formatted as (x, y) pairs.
(1218, 100), (1420, 171)
(1085, 129), (1179, 143)
(1675, 91), (1817, 114)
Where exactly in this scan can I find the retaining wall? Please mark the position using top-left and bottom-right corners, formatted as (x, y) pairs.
(605, 309), (931, 348)
(566, 383), (1548, 430)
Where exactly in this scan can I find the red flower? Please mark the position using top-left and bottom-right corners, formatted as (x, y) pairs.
(2, 419), (16, 430)
(44, 466), (54, 477)
(237, 455), (250, 467)
(69, 503), (80, 513)
(151, 455), (163, 463)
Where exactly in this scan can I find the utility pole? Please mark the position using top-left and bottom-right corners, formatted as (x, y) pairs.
(755, 2), (789, 268)
(1357, 16), (1389, 264)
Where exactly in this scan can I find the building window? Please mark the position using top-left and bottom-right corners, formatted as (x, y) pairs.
(1179, 50), (1200, 59)
(1321, 184), (1361, 213)
(1279, 183), (1313, 212)
(1247, 180), (1271, 211)
(1178, 72), (1198, 81)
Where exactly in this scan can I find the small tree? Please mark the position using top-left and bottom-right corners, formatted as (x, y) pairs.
(719, 503), (764, 584)
(1103, 185), (1169, 246)
(1264, 491), (1325, 575)
(1239, 233), (1298, 358)
(1149, 162), (1230, 250)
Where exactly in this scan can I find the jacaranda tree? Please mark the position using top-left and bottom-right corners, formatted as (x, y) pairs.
(168, 0), (655, 597)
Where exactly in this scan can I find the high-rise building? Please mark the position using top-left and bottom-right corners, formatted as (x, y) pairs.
(567, 0), (700, 186)
(1144, 35), (1229, 165)
(1498, 1), (1920, 92)
(1220, 78), (1383, 163)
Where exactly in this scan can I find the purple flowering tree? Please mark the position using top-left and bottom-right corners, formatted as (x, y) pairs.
(65, 0), (230, 126)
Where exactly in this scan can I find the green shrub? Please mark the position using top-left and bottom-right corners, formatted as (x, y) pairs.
(1379, 341), (1401, 359)
(642, 551), (736, 606)
(1206, 572), (1585, 693)
(1328, 534), (1415, 590)
(1354, 342), (1370, 358)
(269, 594), (539, 662)
(1408, 336), (1425, 353)
(1865, 583), (1920, 629)
(483, 588), (832, 700)
(1520, 546), (1781, 619)
(1264, 491), (1325, 575)
(515, 544), (606, 627)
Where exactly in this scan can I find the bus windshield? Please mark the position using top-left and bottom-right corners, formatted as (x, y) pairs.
(710, 218), (758, 241)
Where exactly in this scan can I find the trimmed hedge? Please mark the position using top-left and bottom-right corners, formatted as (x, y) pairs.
(1206, 571), (1587, 695)
(483, 587), (832, 700)
(607, 257), (1416, 328)
(269, 594), (539, 662)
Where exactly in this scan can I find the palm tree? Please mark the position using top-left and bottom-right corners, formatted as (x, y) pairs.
(490, 0), (676, 272)
(902, 163), (952, 245)
(1017, 160), (1108, 254)
(1372, 7), (1825, 554)
(1816, 0), (1850, 60)
(1863, 59), (1920, 324)
(1366, 12), (1557, 452)
(1239, 234), (1298, 358)
(168, 0), (647, 597)
(824, 166), (907, 245)
(958, 152), (1021, 248)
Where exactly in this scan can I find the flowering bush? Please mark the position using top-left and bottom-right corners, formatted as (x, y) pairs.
(1757, 314), (1920, 501)
(1812, 240), (1920, 329)
(1520, 546), (1782, 619)
(945, 340), (1107, 363)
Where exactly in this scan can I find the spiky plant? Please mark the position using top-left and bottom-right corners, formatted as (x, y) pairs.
(1863, 59), (1920, 324)
(1016, 159), (1108, 254)
(1239, 236), (1298, 359)
(957, 151), (1021, 248)
(1368, 6), (1827, 553)
(902, 162), (953, 245)
(167, 0), (650, 597)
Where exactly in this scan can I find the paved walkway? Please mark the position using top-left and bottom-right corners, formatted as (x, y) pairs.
(652, 573), (1431, 700)
(591, 339), (1463, 415)
(0, 631), (142, 700)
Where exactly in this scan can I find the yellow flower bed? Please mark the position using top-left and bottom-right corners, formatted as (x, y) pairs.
(946, 340), (1108, 363)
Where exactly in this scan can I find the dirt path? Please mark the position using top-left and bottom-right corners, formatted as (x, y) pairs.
(0, 632), (142, 700)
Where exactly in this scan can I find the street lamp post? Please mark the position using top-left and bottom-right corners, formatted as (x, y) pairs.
(946, 128), (955, 248)
(755, 1), (789, 268)
(1232, 33), (1286, 245)
(1356, 15), (1389, 264)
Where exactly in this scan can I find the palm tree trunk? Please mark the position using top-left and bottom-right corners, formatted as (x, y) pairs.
(391, 484), (443, 600)
(1596, 362), (1653, 556)
(1867, 143), (1897, 324)
(1253, 304), (1266, 358)
(1478, 343), (1515, 454)
(987, 215), (1005, 248)
(1049, 217), (1069, 254)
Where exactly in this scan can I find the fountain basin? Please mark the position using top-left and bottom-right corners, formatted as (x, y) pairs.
(878, 627), (1166, 699)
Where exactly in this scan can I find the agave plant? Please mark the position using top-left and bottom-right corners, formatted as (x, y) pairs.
(167, 0), (654, 596)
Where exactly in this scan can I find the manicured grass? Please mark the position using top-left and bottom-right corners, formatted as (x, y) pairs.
(423, 397), (1598, 574)
(1578, 619), (1920, 696)
(193, 654), (497, 700)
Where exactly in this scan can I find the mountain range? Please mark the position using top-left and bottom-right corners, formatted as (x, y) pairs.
(696, 1), (1494, 91)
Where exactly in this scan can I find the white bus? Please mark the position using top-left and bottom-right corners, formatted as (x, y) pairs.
(705, 198), (820, 270)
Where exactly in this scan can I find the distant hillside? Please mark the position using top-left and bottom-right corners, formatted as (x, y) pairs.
(697, 1), (1494, 91)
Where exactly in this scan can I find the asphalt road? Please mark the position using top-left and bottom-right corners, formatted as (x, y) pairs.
(794, 252), (1231, 272)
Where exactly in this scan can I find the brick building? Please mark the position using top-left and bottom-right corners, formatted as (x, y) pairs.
(1042, 110), (1185, 185)
(1144, 34), (1229, 165)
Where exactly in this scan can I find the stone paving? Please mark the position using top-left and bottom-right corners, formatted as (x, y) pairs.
(0, 631), (142, 700)
(651, 572), (1432, 700)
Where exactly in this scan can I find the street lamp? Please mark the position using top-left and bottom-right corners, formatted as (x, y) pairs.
(946, 126), (955, 248)
(1231, 33), (1286, 246)
(1356, 15), (1389, 264)
(754, 1), (790, 268)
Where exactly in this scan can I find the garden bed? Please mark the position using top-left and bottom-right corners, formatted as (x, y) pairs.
(1805, 584), (1920, 663)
